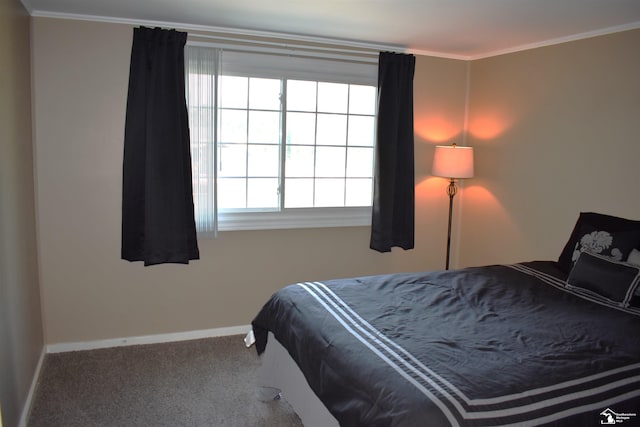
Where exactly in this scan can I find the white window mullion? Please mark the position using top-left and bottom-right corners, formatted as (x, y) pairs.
(279, 80), (287, 210)
(344, 85), (351, 206)
(312, 82), (319, 207)
(244, 79), (250, 209)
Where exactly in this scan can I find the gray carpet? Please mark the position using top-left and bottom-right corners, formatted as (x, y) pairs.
(27, 335), (303, 427)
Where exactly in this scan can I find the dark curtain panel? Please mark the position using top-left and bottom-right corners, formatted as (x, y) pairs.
(370, 52), (416, 252)
(122, 27), (200, 266)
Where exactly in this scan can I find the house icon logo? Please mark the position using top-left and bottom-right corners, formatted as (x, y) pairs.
(600, 408), (637, 424)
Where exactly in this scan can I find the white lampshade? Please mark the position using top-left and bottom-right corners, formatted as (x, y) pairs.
(432, 145), (474, 179)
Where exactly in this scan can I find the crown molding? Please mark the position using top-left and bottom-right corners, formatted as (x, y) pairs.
(467, 21), (640, 60)
(29, 10), (412, 55)
(19, 0), (32, 14)
(26, 9), (640, 61)
(29, 10), (469, 60)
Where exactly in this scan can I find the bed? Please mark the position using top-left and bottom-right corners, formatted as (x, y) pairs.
(250, 212), (640, 426)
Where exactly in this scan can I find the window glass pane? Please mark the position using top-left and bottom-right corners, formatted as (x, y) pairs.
(285, 145), (315, 177)
(317, 82), (348, 114)
(316, 114), (347, 146)
(345, 178), (372, 206)
(286, 112), (316, 145)
(248, 145), (279, 177)
(316, 146), (346, 177)
(220, 109), (247, 143)
(285, 178), (314, 208)
(287, 80), (316, 112)
(220, 76), (248, 109)
(347, 115), (375, 147)
(346, 147), (374, 177)
(219, 143), (247, 177)
(249, 78), (281, 111)
(247, 178), (279, 208)
(219, 178), (246, 208)
(349, 85), (376, 115)
(315, 178), (345, 207)
(248, 111), (280, 144)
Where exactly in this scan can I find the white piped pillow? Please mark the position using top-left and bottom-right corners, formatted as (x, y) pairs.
(628, 249), (640, 296)
(628, 248), (640, 266)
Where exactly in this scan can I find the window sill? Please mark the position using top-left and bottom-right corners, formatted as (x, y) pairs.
(200, 206), (372, 233)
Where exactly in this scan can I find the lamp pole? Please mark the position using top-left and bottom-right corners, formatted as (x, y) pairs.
(445, 179), (458, 270)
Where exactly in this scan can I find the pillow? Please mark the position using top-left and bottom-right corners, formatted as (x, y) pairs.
(627, 249), (640, 296)
(558, 212), (640, 273)
(567, 251), (640, 304)
(628, 248), (640, 266)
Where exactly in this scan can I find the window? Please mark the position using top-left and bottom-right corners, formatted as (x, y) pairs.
(186, 46), (377, 233)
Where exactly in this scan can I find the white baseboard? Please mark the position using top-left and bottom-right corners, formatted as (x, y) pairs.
(18, 347), (46, 427)
(46, 324), (252, 354)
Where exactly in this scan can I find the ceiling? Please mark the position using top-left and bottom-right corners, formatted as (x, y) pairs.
(22, 0), (640, 59)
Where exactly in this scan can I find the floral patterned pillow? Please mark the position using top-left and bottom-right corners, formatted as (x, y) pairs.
(572, 230), (624, 263)
(558, 212), (640, 274)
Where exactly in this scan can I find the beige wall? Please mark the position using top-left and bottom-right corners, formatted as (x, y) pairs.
(34, 17), (638, 347)
(460, 29), (640, 267)
(32, 18), (467, 344)
(0, 0), (43, 425)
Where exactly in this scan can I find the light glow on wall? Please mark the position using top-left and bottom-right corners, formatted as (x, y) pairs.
(468, 111), (512, 140)
(462, 184), (524, 241)
(416, 176), (446, 199)
(414, 115), (461, 143)
(464, 185), (501, 207)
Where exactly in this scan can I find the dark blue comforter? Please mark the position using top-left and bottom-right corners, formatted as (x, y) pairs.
(252, 262), (640, 426)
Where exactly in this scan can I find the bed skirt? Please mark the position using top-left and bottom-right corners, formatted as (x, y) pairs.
(256, 332), (339, 427)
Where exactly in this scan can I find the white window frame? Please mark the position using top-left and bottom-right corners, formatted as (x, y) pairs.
(186, 42), (378, 234)
(219, 206), (373, 231)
